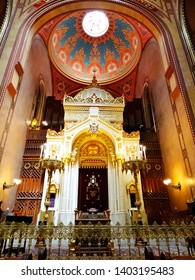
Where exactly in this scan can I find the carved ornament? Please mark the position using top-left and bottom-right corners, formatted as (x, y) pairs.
(123, 131), (140, 138)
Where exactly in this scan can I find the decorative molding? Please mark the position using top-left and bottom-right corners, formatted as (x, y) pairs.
(16, 0), (172, 21)
(7, 82), (16, 98)
(63, 92), (125, 106)
(123, 131), (140, 138)
(47, 129), (64, 137)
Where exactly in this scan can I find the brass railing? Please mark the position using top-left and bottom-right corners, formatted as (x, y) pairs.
(0, 221), (195, 260)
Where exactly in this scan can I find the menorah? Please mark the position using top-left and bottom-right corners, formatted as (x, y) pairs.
(39, 145), (65, 223)
(122, 144), (146, 224)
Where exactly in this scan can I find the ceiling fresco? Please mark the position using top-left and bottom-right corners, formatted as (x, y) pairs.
(49, 11), (142, 84)
(38, 10), (153, 101)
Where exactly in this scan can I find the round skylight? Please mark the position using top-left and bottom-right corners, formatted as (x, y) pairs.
(82, 11), (109, 37)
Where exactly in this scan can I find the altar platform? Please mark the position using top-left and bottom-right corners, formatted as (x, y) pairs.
(74, 208), (111, 225)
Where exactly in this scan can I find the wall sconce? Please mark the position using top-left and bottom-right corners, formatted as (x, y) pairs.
(163, 179), (181, 190)
(31, 117), (38, 128)
(3, 179), (21, 190)
(30, 118), (48, 129)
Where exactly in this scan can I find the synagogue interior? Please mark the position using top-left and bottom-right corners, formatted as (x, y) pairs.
(0, 0), (195, 260)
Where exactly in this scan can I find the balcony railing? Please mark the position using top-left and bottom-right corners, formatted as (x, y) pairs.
(0, 221), (195, 260)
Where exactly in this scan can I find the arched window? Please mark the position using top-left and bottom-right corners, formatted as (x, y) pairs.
(0, 0), (12, 52)
(142, 84), (156, 131)
(31, 78), (46, 128)
(180, 0), (195, 81)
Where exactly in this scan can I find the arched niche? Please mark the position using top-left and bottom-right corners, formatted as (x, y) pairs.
(72, 130), (116, 167)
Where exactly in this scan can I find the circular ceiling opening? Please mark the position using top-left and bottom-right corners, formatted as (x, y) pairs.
(82, 11), (109, 37)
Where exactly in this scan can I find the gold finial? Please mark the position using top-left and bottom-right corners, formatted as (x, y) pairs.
(91, 69), (98, 86)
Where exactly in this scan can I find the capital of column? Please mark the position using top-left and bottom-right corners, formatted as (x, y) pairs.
(115, 153), (123, 166)
(64, 153), (71, 166)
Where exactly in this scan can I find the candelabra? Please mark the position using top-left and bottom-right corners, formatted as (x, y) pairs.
(122, 144), (147, 224)
(39, 156), (64, 223)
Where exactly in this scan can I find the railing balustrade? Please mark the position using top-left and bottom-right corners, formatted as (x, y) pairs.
(0, 221), (195, 260)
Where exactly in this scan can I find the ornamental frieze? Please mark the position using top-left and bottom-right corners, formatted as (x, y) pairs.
(47, 129), (64, 137)
(123, 131), (140, 138)
(17, 0), (173, 22)
(63, 93), (124, 106)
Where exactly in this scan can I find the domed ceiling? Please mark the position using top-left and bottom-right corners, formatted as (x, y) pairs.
(49, 10), (142, 84)
(38, 9), (153, 100)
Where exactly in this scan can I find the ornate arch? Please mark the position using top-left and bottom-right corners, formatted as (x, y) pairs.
(0, 0), (194, 142)
(72, 130), (115, 168)
(0, 1), (185, 102)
